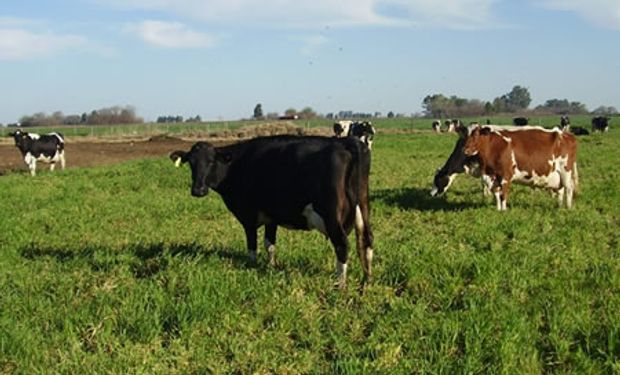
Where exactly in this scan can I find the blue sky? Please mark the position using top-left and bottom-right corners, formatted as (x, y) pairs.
(1, 0), (619, 124)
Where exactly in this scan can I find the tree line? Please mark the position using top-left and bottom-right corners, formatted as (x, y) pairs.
(422, 85), (618, 118)
(17, 106), (143, 127)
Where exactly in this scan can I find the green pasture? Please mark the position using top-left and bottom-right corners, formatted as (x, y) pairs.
(1, 129), (619, 373)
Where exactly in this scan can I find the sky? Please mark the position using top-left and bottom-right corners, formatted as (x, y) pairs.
(1, 0), (619, 124)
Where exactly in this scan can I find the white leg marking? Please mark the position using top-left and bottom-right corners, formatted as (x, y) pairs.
(336, 261), (348, 286)
(354, 205), (364, 232)
(494, 191), (501, 211)
(264, 238), (276, 266)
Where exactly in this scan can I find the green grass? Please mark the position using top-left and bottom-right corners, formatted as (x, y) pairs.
(1, 129), (619, 373)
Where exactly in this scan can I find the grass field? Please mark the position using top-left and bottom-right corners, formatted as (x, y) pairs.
(1, 128), (619, 373)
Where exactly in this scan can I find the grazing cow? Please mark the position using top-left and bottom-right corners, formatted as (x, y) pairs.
(171, 135), (374, 288)
(333, 120), (352, 138)
(432, 120), (441, 133)
(430, 126), (482, 197)
(560, 116), (571, 131)
(570, 126), (590, 136)
(462, 125), (578, 210)
(512, 117), (529, 126)
(591, 116), (609, 132)
(9, 130), (66, 176)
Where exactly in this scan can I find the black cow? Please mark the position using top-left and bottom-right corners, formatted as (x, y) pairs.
(570, 126), (590, 136)
(513, 117), (529, 126)
(171, 135), (374, 288)
(9, 130), (65, 176)
(591, 116), (609, 132)
(430, 126), (482, 196)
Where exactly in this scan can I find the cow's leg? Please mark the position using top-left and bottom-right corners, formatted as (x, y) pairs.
(556, 187), (565, 207)
(28, 159), (37, 177)
(499, 180), (511, 211)
(560, 169), (574, 209)
(243, 224), (258, 265)
(59, 151), (66, 170)
(326, 220), (349, 289)
(50, 162), (56, 172)
(264, 223), (277, 267)
(355, 204), (374, 285)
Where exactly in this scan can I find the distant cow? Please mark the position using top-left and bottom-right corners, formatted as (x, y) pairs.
(570, 126), (590, 136)
(348, 121), (376, 149)
(591, 116), (609, 132)
(444, 119), (461, 132)
(463, 125), (578, 210)
(333, 120), (376, 149)
(171, 135), (374, 288)
(333, 120), (353, 138)
(9, 130), (66, 176)
(432, 120), (441, 133)
(512, 117), (529, 126)
(560, 116), (570, 131)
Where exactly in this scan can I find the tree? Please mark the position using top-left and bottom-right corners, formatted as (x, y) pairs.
(298, 107), (317, 119)
(535, 99), (588, 114)
(387, 111), (395, 118)
(592, 105), (618, 115)
(253, 103), (264, 120)
(493, 85), (531, 112)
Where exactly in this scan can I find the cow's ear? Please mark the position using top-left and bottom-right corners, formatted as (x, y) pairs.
(170, 150), (188, 167)
(215, 151), (233, 164)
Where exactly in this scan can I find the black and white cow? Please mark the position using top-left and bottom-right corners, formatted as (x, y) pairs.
(9, 130), (66, 176)
(430, 126), (482, 196)
(333, 120), (376, 149)
(560, 116), (571, 131)
(432, 120), (441, 133)
(333, 120), (352, 138)
(171, 135), (374, 288)
(591, 116), (609, 132)
(570, 126), (590, 136)
(348, 121), (375, 149)
(513, 117), (529, 126)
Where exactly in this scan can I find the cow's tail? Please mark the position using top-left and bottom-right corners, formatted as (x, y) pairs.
(572, 162), (579, 196)
(344, 138), (374, 286)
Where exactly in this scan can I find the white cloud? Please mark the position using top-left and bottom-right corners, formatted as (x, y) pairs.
(126, 20), (216, 48)
(0, 28), (85, 60)
(537, 0), (620, 29)
(101, 0), (500, 29)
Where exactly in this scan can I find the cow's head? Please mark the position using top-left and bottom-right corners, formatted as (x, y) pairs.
(351, 121), (376, 149)
(430, 127), (473, 196)
(463, 125), (491, 156)
(8, 130), (28, 148)
(170, 142), (231, 197)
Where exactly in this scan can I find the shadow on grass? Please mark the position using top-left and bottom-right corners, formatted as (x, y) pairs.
(19, 241), (325, 278)
(372, 187), (480, 211)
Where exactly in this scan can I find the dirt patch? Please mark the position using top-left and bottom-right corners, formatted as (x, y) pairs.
(0, 123), (333, 175)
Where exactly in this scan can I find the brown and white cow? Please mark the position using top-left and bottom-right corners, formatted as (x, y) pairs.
(462, 125), (578, 210)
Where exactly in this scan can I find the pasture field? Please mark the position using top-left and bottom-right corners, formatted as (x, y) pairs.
(1, 129), (619, 373)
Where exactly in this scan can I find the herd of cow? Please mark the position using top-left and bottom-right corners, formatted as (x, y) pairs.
(4, 115), (611, 287)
